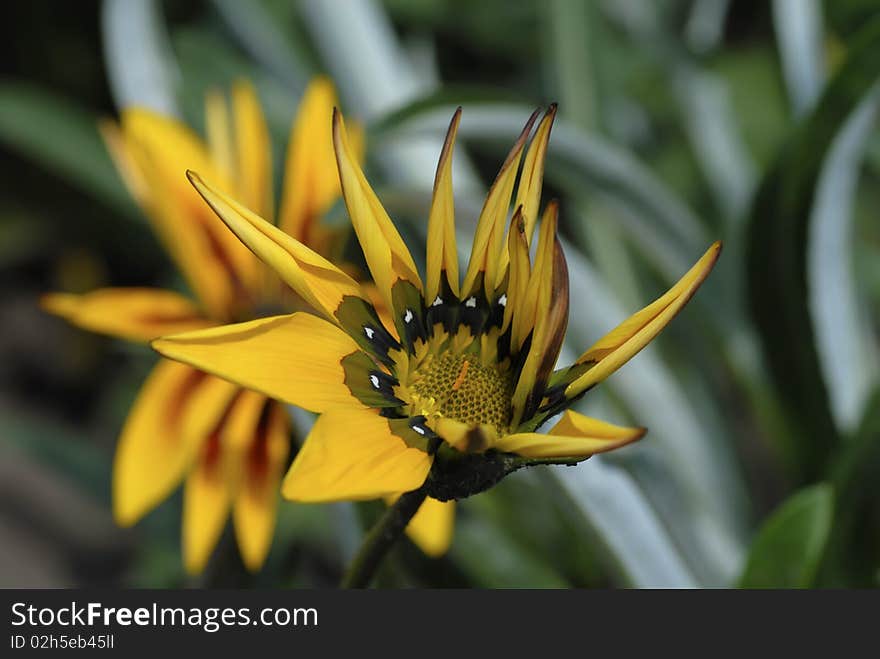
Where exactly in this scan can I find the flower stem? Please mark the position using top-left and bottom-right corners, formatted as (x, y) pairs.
(341, 487), (428, 588)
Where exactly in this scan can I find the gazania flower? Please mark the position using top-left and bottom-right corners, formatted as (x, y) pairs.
(153, 105), (720, 559)
(42, 78), (366, 573)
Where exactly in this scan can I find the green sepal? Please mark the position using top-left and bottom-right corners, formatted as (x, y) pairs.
(391, 279), (427, 351)
(341, 351), (403, 408)
(387, 416), (435, 452)
(335, 295), (400, 367)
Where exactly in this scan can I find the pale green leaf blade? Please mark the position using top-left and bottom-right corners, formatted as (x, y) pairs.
(739, 483), (834, 588)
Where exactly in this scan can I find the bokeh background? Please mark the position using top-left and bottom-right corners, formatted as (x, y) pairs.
(1, 0), (878, 588)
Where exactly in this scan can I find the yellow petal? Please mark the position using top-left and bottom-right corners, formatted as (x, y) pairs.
(205, 89), (234, 183)
(461, 109), (539, 299)
(232, 80), (274, 220)
(213, 389), (270, 496)
(566, 241), (722, 397)
(496, 105), (557, 287)
(433, 417), (498, 454)
(99, 119), (149, 205)
(361, 282), (400, 343)
(425, 108), (462, 304)
(112, 360), (238, 526)
(511, 202), (556, 352)
(233, 400), (290, 572)
(153, 313), (363, 414)
(514, 105), (557, 243)
(187, 171), (363, 320)
(333, 109), (422, 313)
(183, 388), (276, 575)
(494, 410), (646, 459)
(278, 77), (342, 243)
(511, 203), (568, 426)
(404, 497), (455, 558)
(221, 389), (269, 456)
(119, 109), (259, 317)
(282, 407), (433, 502)
(500, 208), (530, 334)
(182, 428), (232, 575)
(41, 288), (214, 343)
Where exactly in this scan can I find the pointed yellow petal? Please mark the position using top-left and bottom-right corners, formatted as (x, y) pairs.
(204, 89), (234, 183)
(514, 105), (557, 243)
(510, 203), (569, 426)
(153, 313), (363, 414)
(566, 241), (722, 397)
(232, 80), (274, 220)
(41, 288), (214, 343)
(501, 208), (530, 334)
(278, 77), (342, 243)
(211, 389), (270, 495)
(494, 410), (646, 459)
(425, 108), (462, 304)
(282, 407), (432, 502)
(112, 361), (238, 526)
(183, 388), (278, 575)
(220, 389), (269, 455)
(187, 171), (363, 320)
(233, 400), (290, 572)
(183, 429), (232, 575)
(461, 109), (539, 299)
(333, 109), (422, 313)
(511, 202), (557, 352)
(361, 282), (400, 343)
(405, 497), (455, 557)
(496, 105), (557, 287)
(99, 119), (149, 205)
(120, 109), (259, 317)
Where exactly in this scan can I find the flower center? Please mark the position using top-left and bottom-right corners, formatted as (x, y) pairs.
(409, 353), (512, 433)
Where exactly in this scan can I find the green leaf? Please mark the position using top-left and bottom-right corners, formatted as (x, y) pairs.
(451, 490), (570, 588)
(739, 483), (834, 588)
(745, 16), (880, 479)
(0, 82), (138, 220)
(210, 0), (313, 89)
(0, 404), (111, 500)
(543, 0), (599, 131)
(808, 89), (880, 433)
(819, 388), (880, 586)
(101, 0), (178, 116)
(674, 66), (756, 223)
(772, 0), (826, 116)
(553, 457), (701, 588)
(824, 0), (880, 40)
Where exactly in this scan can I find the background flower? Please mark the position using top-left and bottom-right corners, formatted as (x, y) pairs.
(41, 77), (361, 575)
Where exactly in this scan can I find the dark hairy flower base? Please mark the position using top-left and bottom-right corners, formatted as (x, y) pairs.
(423, 446), (582, 501)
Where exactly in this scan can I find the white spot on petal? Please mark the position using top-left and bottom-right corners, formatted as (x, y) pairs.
(432, 296), (443, 307)
(499, 294), (507, 307)
(369, 375), (380, 389)
(404, 309), (413, 323)
(412, 425), (426, 435)
(465, 296), (477, 308)
(364, 326), (375, 340)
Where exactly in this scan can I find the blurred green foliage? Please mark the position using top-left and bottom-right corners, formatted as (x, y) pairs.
(739, 483), (833, 588)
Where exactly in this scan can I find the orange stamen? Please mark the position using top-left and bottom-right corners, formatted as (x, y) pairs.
(452, 360), (470, 391)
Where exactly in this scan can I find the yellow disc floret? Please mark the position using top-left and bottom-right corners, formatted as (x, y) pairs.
(409, 352), (513, 433)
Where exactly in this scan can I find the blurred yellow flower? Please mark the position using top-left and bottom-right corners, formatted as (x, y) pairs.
(153, 105), (720, 558)
(42, 77), (361, 574)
